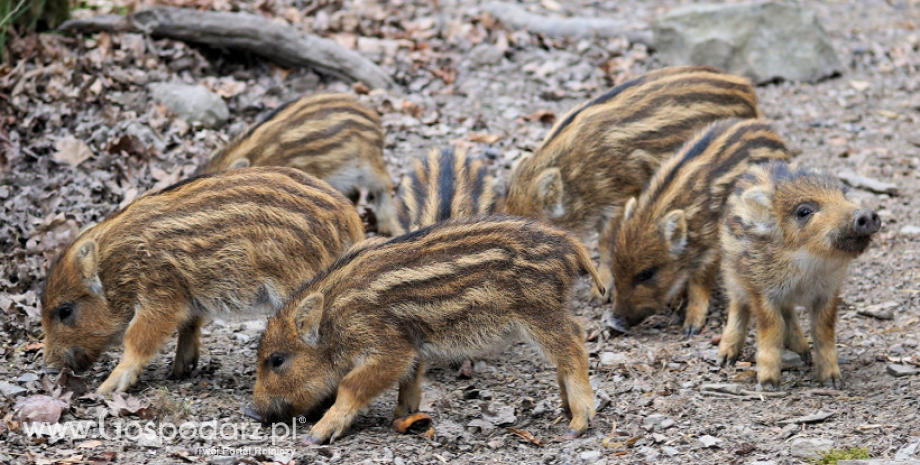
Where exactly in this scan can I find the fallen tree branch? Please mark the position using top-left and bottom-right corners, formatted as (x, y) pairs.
(485, 2), (653, 47)
(59, 8), (395, 90)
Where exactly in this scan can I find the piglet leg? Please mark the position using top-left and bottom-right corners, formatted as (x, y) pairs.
(307, 351), (416, 444)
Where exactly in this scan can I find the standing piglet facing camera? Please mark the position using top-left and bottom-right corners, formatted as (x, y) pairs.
(251, 216), (606, 444)
(717, 161), (881, 390)
(41, 168), (365, 395)
(198, 93), (398, 235)
(604, 120), (790, 335)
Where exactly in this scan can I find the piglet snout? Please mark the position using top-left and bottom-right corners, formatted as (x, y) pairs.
(853, 210), (880, 235)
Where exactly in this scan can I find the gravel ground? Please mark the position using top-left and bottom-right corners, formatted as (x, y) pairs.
(1, 0), (918, 464)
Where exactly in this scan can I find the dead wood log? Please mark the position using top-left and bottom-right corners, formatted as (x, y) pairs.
(485, 1), (653, 47)
(59, 8), (395, 90)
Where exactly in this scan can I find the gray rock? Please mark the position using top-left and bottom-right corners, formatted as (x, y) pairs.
(887, 364), (920, 378)
(699, 435), (721, 448)
(599, 352), (629, 366)
(17, 373), (39, 382)
(470, 44), (505, 67)
(578, 450), (603, 463)
(0, 381), (26, 398)
(662, 446), (679, 456)
(750, 462), (778, 465)
(858, 301), (899, 320)
(653, 2), (843, 83)
(900, 226), (920, 235)
(660, 418), (676, 429)
(481, 402), (517, 426)
(895, 440), (919, 460)
(838, 170), (900, 196)
(790, 437), (834, 459)
(643, 414), (668, 427)
(149, 83), (229, 129)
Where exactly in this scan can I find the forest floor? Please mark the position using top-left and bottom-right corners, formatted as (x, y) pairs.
(1, 0), (918, 464)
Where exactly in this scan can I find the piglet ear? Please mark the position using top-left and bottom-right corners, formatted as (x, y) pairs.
(535, 168), (564, 219)
(293, 293), (325, 346)
(742, 188), (773, 223)
(75, 241), (103, 295)
(622, 197), (638, 224)
(660, 210), (688, 259)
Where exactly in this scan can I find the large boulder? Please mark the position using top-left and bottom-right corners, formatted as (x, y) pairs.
(653, 2), (843, 84)
(149, 82), (229, 128)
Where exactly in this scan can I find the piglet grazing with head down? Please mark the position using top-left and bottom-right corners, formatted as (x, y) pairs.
(251, 215), (605, 444)
(717, 161), (881, 390)
(41, 168), (365, 395)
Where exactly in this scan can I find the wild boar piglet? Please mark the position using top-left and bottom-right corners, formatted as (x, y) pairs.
(41, 167), (365, 395)
(198, 93), (398, 235)
(251, 215), (605, 443)
(604, 119), (790, 335)
(717, 161), (881, 390)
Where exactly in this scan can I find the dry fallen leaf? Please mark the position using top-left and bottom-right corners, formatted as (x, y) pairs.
(77, 440), (103, 449)
(105, 393), (156, 419)
(13, 395), (69, 424)
(54, 136), (94, 167)
(469, 132), (501, 144)
(506, 427), (545, 446)
(391, 412), (433, 434)
(522, 109), (556, 124)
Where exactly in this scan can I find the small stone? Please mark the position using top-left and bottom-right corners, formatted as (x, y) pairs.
(838, 170), (900, 196)
(887, 364), (920, 378)
(149, 82), (229, 129)
(578, 450), (603, 463)
(481, 402), (517, 426)
(660, 418), (676, 429)
(469, 43), (505, 66)
(790, 438), (834, 459)
(750, 462), (778, 465)
(643, 414), (668, 428)
(17, 373), (39, 383)
(638, 446), (660, 461)
(0, 382), (26, 398)
(599, 352), (629, 366)
(394, 457), (405, 465)
(779, 423), (799, 439)
(699, 435), (721, 448)
(858, 301), (899, 320)
(782, 350), (806, 367)
(234, 333), (251, 343)
(652, 433), (668, 443)
(895, 439), (919, 460)
(900, 226), (920, 235)
(662, 446), (679, 456)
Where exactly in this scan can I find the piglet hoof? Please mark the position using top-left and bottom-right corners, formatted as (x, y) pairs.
(756, 381), (780, 392)
(303, 435), (325, 446)
(392, 413), (432, 434)
(683, 326), (701, 337)
(716, 355), (736, 367)
(821, 376), (845, 390)
(561, 429), (582, 440)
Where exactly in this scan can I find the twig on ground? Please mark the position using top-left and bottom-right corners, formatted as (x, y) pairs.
(58, 7), (395, 90)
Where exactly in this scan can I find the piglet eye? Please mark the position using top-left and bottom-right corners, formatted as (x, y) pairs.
(795, 204), (814, 219)
(268, 352), (286, 369)
(634, 267), (658, 285)
(55, 304), (75, 323)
